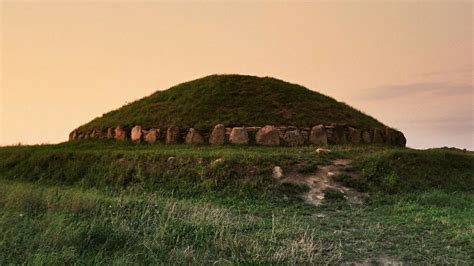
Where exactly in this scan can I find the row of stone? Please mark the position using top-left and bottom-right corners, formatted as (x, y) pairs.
(70, 124), (406, 146)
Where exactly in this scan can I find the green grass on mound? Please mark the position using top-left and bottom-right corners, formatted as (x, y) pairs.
(77, 74), (385, 132)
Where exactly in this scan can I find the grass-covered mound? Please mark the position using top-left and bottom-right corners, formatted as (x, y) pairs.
(77, 74), (385, 132)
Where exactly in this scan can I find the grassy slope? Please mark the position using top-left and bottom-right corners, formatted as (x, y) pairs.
(77, 75), (385, 132)
(0, 143), (473, 263)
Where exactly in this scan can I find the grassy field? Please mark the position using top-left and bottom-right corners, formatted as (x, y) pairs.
(1, 142), (473, 264)
(77, 74), (385, 132)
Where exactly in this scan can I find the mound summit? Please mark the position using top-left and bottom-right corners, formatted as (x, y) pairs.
(70, 74), (406, 146)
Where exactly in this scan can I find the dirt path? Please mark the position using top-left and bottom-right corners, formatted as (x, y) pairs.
(281, 159), (365, 205)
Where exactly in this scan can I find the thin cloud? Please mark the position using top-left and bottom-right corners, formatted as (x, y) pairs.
(418, 66), (472, 77)
(361, 83), (473, 100)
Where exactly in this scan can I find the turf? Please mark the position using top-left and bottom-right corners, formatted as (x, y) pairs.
(0, 142), (473, 264)
(76, 74), (386, 132)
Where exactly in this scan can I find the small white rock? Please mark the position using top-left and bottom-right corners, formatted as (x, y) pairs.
(167, 156), (175, 163)
(316, 148), (332, 154)
(272, 166), (283, 179)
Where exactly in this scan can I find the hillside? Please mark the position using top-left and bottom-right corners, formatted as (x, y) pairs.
(1, 142), (473, 264)
(77, 74), (386, 132)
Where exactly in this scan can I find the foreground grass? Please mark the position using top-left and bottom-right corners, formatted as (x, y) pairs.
(0, 181), (472, 264)
(1, 142), (473, 263)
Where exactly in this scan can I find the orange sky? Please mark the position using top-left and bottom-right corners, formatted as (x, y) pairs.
(1, 1), (473, 149)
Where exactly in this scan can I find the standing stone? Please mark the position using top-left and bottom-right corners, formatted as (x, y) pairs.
(229, 127), (249, 145)
(328, 125), (348, 144)
(115, 126), (127, 141)
(209, 124), (226, 145)
(69, 130), (77, 141)
(185, 128), (204, 144)
(256, 125), (280, 146)
(372, 128), (385, 144)
(166, 126), (180, 144)
(309, 125), (327, 146)
(362, 130), (371, 143)
(348, 127), (361, 144)
(283, 129), (304, 146)
(106, 128), (114, 139)
(394, 131), (407, 147)
(131, 125), (143, 143)
(144, 129), (159, 144)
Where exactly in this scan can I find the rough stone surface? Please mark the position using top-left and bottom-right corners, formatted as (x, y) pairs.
(272, 166), (283, 179)
(209, 124), (226, 145)
(283, 129), (304, 146)
(328, 125), (347, 144)
(106, 128), (114, 139)
(394, 131), (407, 147)
(166, 126), (180, 144)
(362, 130), (371, 143)
(372, 128), (385, 144)
(69, 130), (77, 141)
(229, 127), (249, 144)
(309, 125), (327, 145)
(131, 126), (143, 143)
(255, 125), (280, 146)
(348, 127), (361, 144)
(144, 129), (159, 144)
(185, 128), (204, 144)
(115, 126), (127, 141)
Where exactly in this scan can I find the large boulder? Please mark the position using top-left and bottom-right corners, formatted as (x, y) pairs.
(255, 125), (280, 146)
(106, 128), (115, 139)
(309, 125), (327, 145)
(348, 127), (361, 144)
(185, 128), (204, 144)
(362, 130), (371, 143)
(328, 125), (348, 144)
(131, 125), (143, 143)
(166, 126), (180, 144)
(144, 128), (159, 144)
(283, 128), (304, 146)
(114, 126), (127, 141)
(372, 128), (385, 144)
(394, 130), (407, 147)
(229, 127), (249, 145)
(209, 124), (226, 145)
(69, 130), (77, 141)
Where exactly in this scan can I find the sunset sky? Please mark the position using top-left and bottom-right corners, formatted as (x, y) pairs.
(1, 1), (472, 149)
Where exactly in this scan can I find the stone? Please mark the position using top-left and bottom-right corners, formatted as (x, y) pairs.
(106, 128), (114, 139)
(144, 129), (159, 144)
(229, 127), (249, 145)
(209, 124), (226, 145)
(316, 148), (331, 154)
(372, 128), (385, 144)
(328, 125), (347, 144)
(185, 128), (204, 144)
(272, 166), (283, 179)
(283, 129), (304, 146)
(362, 130), (371, 143)
(69, 130), (77, 141)
(131, 125), (143, 143)
(394, 131), (407, 147)
(115, 126), (127, 141)
(348, 127), (361, 144)
(309, 125), (327, 145)
(255, 125), (280, 146)
(166, 126), (180, 144)
(90, 129), (105, 139)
